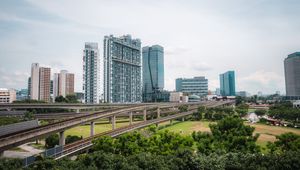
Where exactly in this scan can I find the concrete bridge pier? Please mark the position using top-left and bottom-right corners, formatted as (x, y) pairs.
(76, 109), (80, 113)
(112, 115), (116, 130)
(59, 131), (65, 146)
(182, 117), (185, 121)
(143, 109), (147, 121)
(90, 121), (95, 136)
(129, 112), (133, 125)
(157, 107), (160, 118)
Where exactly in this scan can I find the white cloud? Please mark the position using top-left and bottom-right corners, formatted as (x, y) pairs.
(1, 0), (300, 94)
(238, 70), (284, 94)
(0, 69), (30, 89)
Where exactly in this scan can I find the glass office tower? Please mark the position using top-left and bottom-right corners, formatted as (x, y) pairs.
(142, 45), (164, 102)
(284, 52), (300, 96)
(219, 71), (236, 96)
(103, 35), (142, 103)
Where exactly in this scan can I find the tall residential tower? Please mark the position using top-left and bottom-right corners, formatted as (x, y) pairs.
(29, 63), (51, 102)
(103, 35), (142, 103)
(83, 42), (100, 104)
(53, 70), (75, 101)
(142, 45), (164, 102)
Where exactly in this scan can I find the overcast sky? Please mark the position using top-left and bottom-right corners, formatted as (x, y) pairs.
(1, 0), (299, 95)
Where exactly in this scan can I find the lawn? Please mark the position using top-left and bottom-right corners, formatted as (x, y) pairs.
(160, 120), (300, 147)
(160, 121), (212, 135)
(65, 120), (142, 138)
(65, 117), (300, 148)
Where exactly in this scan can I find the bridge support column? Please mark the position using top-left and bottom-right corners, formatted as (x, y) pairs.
(157, 107), (160, 118)
(59, 131), (65, 146)
(90, 121), (95, 136)
(182, 117), (185, 122)
(129, 112), (133, 125)
(143, 109), (147, 121)
(112, 115), (116, 130)
(170, 119), (173, 124)
(76, 109), (80, 113)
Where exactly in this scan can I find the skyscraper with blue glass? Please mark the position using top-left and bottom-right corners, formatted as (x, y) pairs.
(142, 45), (164, 102)
(103, 35), (142, 103)
(219, 71), (236, 96)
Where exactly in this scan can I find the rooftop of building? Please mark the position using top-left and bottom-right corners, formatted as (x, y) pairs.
(287, 52), (300, 59)
(142, 45), (164, 51)
(188, 94), (201, 99)
(176, 76), (207, 80)
(85, 42), (98, 49)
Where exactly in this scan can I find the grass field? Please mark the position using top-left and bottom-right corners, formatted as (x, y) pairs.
(65, 120), (142, 138)
(160, 120), (300, 147)
(65, 116), (300, 149)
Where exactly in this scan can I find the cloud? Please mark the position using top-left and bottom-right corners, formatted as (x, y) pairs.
(1, 0), (299, 94)
(0, 69), (30, 89)
(209, 79), (219, 91)
(239, 70), (284, 94)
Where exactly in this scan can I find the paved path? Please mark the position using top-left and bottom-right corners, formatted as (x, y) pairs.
(3, 143), (44, 158)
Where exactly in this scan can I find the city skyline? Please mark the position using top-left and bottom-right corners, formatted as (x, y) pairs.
(1, 1), (300, 94)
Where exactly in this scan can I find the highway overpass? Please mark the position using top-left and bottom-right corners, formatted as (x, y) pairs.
(54, 100), (232, 159)
(0, 101), (234, 153)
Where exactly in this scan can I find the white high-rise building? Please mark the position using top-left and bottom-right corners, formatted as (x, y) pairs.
(59, 70), (67, 97)
(30, 63), (40, 100)
(83, 42), (100, 104)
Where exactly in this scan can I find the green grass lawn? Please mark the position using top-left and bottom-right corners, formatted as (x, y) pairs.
(65, 117), (300, 149)
(28, 143), (45, 150)
(159, 121), (212, 135)
(65, 120), (142, 138)
(159, 120), (300, 147)
(248, 109), (256, 113)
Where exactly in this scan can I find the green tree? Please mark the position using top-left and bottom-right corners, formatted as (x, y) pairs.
(193, 106), (206, 120)
(178, 105), (188, 112)
(45, 134), (59, 149)
(65, 94), (78, 103)
(235, 103), (249, 117)
(255, 109), (267, 116)
(268, 132), (300, 152)
(93, 136), (116, 153)
(24, 111), (35, 121)
(55, 96), (68, 103)
(209, 117), (260, 153)
(66, 135), (82, 144)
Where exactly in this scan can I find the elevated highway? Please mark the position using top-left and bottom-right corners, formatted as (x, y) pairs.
(0, 101), (230, 152)
(54, 101), (231, 159)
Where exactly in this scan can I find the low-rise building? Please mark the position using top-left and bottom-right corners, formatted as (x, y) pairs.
(176, 77), (208, 97)
(0, 88), (16, 103)
(169, 92), (188, 103)
(16, 89), (28, 101)
(188, 94), (201, 102)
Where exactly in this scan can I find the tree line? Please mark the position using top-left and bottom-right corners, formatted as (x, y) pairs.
(1, 116), (299, 170)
